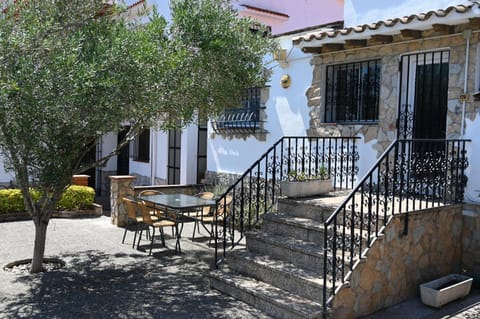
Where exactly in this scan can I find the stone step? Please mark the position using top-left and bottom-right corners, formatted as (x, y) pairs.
(277, 194), (345, 221)
(209, 267), (324, 319)
(263, 213), (371, 249)
(227, 249), (327, 303)
(245, 231), (325, 272)
(263, 213), (325, 244)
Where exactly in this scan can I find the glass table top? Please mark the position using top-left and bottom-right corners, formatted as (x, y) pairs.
(137, 193), (216, 210)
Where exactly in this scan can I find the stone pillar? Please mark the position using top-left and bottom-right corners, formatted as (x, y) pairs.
(72, 174), (90, 186)
(109, 175), (136, 227)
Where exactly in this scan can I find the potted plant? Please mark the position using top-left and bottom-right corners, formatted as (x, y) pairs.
(280, 167), (332, 198)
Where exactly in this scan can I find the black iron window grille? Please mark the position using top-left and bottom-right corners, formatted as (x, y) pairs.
(212, 87), (264, 134)
(324, 59), (380, 123)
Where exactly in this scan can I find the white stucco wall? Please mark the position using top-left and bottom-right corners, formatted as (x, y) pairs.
(463, 116), (480, 204)
(207, 36), (312, 175)
(0, 156), (15, 184)
(234, 0), (343, 35)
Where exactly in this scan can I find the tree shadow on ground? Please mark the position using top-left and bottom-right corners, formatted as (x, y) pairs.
(2, 249), (271, 319)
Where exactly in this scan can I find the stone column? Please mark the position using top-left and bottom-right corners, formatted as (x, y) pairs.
(109, 175), (136, 226)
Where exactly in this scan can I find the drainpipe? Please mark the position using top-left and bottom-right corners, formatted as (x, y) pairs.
(461, 29), (472, 137)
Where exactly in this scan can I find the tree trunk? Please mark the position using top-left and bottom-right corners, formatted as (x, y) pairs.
(31, 218), (48, 273)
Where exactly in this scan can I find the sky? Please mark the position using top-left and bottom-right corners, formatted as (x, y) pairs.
(345, 0), (472, 26)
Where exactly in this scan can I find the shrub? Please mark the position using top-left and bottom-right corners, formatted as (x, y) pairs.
(0, 185), (95, 214)
(56, 186), (95, 210)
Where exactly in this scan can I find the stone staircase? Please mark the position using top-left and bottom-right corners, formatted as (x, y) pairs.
(209, 193), (352, 319)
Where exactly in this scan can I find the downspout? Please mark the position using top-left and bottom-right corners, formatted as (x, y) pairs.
(461, 29), (472, 137)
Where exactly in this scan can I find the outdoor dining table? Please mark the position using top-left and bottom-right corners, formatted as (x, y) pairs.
(136, 193), (216, 253)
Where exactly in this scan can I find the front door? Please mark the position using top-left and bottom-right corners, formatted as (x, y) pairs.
(398, 50), (449, 139)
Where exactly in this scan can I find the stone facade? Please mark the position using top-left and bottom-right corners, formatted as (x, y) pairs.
(204, 170), (242, 190)
(109, 175), (136, 226)
(462, 203), (480, 278)
(306, 24), (480, 155)
(332, 205), (468, 318)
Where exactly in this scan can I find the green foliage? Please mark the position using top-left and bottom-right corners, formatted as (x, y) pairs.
(0, 189), (27, 214)
(0, 0), (273, 215)
(0, 0), (274, 270)
(56, 185), (95, 210)
(0, 186), (94, 214)
(287, 166), (330, 182)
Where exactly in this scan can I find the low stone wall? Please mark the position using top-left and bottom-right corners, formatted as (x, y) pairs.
(332, 205), (464, 319)
(0, 203), (103, 223)
(109, 175), (206, 227)
(462, 204), (480, 280)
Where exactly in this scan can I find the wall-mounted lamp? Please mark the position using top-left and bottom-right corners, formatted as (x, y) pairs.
(280, 74), (291, 89)
(273, 48), (288, 68)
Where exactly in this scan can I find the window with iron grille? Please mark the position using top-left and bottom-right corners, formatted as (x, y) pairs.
(212, 87), (264, 133)
(324, 59), (380, 123)
(133, 129), (150, 162)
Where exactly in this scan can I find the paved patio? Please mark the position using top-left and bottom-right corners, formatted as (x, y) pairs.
(0, 215), (271, 319)
(1, 215), (480, 319)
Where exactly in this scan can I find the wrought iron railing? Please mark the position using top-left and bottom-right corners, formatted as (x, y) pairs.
(321, 139), (470, 313)
(213, 136), (360, 267)
(211, 107), (262, 133)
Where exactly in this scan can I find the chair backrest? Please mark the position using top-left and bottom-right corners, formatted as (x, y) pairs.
(137, 201), (154, 223)
(215, 195), (233, 219)
(195, 192), (215, 215)
(122, 197), (139, 220)
(138, 190), (164, 196)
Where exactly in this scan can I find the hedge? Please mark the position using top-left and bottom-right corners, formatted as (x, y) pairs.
(0, 185), (95, 214)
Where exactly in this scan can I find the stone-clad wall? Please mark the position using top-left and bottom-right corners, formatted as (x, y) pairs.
(332, 205), (464, 319)
(462, 204), (480, 277)
(306, 26), (480, 155)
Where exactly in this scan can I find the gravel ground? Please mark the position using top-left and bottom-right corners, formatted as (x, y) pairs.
(0, 216), (272, 319)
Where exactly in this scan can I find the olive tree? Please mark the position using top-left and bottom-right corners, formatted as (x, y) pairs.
(0, 0), (274, 273)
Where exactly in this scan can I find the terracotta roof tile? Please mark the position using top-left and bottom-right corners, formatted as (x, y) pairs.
(293, 2), (480, 46)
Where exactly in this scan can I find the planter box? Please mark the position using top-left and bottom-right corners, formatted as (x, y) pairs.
(420, 274), (473, 308)
(280, 179), (331, 198)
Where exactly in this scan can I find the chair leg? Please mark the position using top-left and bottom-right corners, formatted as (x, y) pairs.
(122, 225), (128, 244)
(132, 223), (139, 249)
(137, 226), (144, 249)
(149, 226), (155, 256)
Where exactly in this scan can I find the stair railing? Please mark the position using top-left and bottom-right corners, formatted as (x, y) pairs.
(322, 138), (470, 312)
(213, 136), (360, 268)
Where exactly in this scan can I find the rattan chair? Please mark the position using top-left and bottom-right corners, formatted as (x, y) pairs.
(194, 195), (232, 246)
(138, 189), (176, 236)
(121, 197), (156, 248)
(136, 200), (178, 255)
(191, 192), (215, 240)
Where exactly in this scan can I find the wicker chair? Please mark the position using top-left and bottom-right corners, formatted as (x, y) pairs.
(194, 195), (232, 246)
(121, 197), (156, 248)
(138, 189), (175, 236)
(136, 200), (178, 255)
(191, 192), (215, 240)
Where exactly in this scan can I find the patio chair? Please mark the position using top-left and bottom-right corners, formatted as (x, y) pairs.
(121, 197), (156, 248)
(138, 189), (174, 236)
(194, 195), (233, 246)
(136, 200), (178, 256)
(191, 192), (215, 240)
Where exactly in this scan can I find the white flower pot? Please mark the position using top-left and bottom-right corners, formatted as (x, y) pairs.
(420, 274), (473, 308)
(280, 179), (332, 198)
